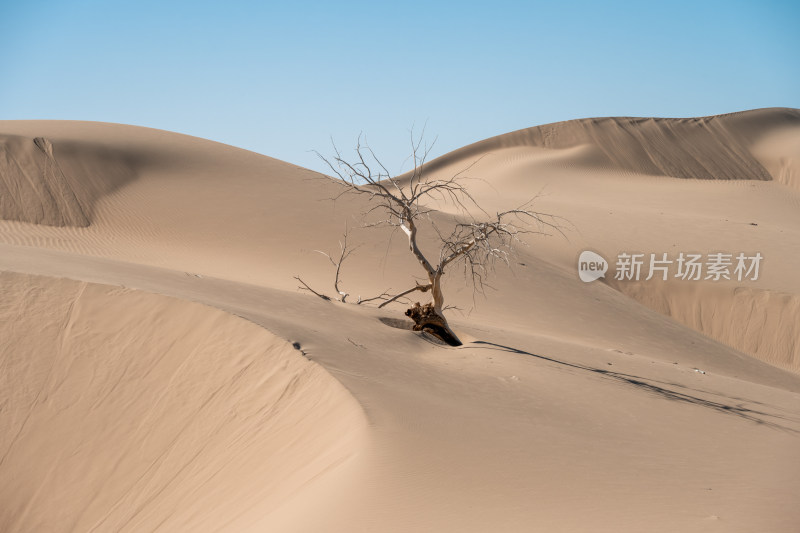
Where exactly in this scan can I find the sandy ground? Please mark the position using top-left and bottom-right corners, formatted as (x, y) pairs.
(1, 109), (799, 532)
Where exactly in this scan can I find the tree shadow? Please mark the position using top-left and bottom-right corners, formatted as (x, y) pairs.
(471, 341), (800, 433)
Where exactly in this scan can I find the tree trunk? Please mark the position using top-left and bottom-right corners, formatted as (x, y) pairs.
(405, 272), (462, 346)
(431, 272), (445, 315)
(405, 303), (462, 346)
(400, 221), (461, 346)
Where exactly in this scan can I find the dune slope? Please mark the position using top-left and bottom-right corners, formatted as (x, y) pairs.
(1, 249), (798, 533)
(0, 271), (366, 532)
(420, 107), (800, 183)
(0, 134), (137, 226)
(412, 107), (800, 375)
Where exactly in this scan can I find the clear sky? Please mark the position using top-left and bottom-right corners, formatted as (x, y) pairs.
(2, 0), (798, 174)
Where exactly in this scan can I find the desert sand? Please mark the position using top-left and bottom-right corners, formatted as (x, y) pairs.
(1, 108), (799, 532)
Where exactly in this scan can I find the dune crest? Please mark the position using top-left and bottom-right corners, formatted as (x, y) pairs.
(422, 107), (800, 183)
(405, 108), (800, 376)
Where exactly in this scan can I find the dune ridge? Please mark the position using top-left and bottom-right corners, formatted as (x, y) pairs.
(404, 108), (800, 378)
(420, 107), (800, 182)
(0, 271), (366, 532)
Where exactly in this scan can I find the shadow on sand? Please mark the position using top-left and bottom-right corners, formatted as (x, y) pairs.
(471, 340), (799, 433)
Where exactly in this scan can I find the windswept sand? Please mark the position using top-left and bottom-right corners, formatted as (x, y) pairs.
(1, 109), (799, 532)
(0, 271), (365, 532)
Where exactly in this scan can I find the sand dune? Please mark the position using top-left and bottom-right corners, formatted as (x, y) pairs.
(1, 111), (799, 531)
(0, 271), (365, 532)
(412, 108), (800, 376)
(0, 134), (137, 226)
(419, 107), (800, 184)
(607, 280), (800, 373)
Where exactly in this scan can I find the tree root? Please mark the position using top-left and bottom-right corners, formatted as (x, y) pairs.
(405, 303), (462, 346)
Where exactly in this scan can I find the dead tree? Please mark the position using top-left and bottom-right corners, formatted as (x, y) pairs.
(311, 133), (563, 346)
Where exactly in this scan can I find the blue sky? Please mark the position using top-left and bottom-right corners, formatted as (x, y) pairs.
(2, 0), (798, 174)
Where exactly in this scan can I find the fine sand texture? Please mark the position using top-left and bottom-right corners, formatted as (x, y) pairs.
(1, 109), (799, 532)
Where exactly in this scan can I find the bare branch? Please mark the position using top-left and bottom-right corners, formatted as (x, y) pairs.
(294, 276), (332, 301)
(377, 282), (432, 308)
(302, 226), (357, 303)
(356, 288), (400, 305)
